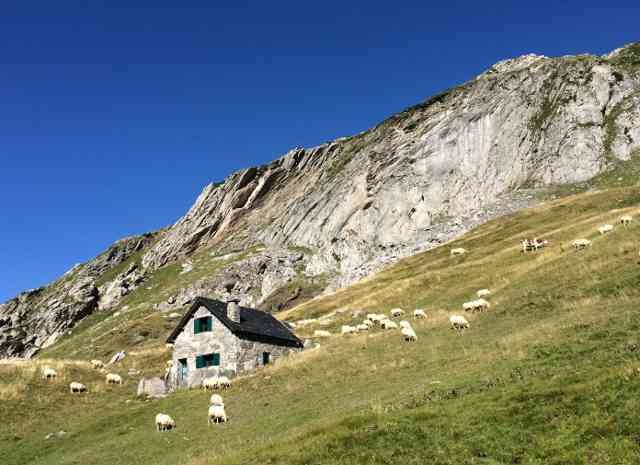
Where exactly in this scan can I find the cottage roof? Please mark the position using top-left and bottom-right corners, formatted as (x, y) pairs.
(166, 297), (303, 347)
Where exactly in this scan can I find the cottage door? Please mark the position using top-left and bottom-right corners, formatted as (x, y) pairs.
(178, 358), (188, 386)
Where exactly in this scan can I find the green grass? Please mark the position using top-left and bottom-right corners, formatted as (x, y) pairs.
(3, 186), (640, 465)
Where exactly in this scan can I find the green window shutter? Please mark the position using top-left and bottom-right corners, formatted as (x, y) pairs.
(195, 355), (204, 369)
(205, 317), (212, 331)
(194, 319), (200, 334)
(213, 353), (220, 366)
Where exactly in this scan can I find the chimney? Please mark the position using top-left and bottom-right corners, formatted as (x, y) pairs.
(227, 300), (241, 323)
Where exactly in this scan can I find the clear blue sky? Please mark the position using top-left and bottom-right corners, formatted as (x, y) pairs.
(1, 1), (638, 302)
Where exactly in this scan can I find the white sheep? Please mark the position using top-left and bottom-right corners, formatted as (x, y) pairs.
(399, 320), (412, 329)
(363, 319), (374, 328)
(69, 382), (87, 393)
(90, 360), (104, 369)
(464, 299), (490, 312)
(366, 313), (377, 322)
(401, 327), (417, 342)
(106, 373), (123, 385)
(476, 289), (491, 298)
(413, 309), (427, 319)
(390, 308), (404, 318)
(598, 224), (614, 235)
(450, 315), (470, 331)
(209, 394), (224, 406)
(208, 404), (228, 425)
(202, 376), (219, 390)
(155, 413), (176, 432)
(341, 325), (357, 335)
(451, 247), (467, 256)
(218, 376), (232, 389)
(42, 367), (57, 380)
(166, 360), (173, 368)
(313, 330), (332, 338)
(381, 319), (398, 330)
(356, 323), (369, 332)
(620, 215), (633, 226)
(572, 239), (592, 250)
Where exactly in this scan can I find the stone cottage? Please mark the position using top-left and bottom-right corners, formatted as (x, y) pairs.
(166, 297), (303, 388)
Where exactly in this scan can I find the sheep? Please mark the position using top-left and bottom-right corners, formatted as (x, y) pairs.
(69, 382), (87, 393)
(313, 330), (332, 338)
(106, 373), (123, 385)
(155, 413), (176, 432)
(218, 376), (232, 389)
(450, 315), (470, 331)
(42, 367), (57, 380)
(521, 238), (548, 253)
(572, 239), (592, 250)
(476, 289), (491, 298)
(341, 325), (357, 335)
(413, 309), (427, 319)
(620, 215), (633, 226)
(209, 394), (224, 406)
(356, 323), (369, 332)
(399, 320), (412, 329)
(363, 319), (374, 328)
(381, 319), (398, 330)
(401, 327), (418, 342)
(451, 247), (467, 256)
(598, 224), (614, 235)
(90, 360), (104, 369)
(166, 360), (173, 368)
(208, 404), (228, 425)
(366, 313), (377, 322)
(390, 308), (404, 318)
(202, 376), (219, 390)
(463, 299), (490, 312)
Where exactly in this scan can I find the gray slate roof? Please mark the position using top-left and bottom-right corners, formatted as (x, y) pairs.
(166, 297), (303, 347)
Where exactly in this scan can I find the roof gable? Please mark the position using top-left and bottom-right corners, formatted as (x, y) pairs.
(166, 297), (303, 348)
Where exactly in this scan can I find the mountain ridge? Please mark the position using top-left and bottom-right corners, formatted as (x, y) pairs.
(1, 42), (640, 358)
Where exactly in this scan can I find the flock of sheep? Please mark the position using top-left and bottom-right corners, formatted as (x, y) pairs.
(572, 215), (632, 249)
(36, 212), (635, 434)
(41, 359), (124, 395)
(156, 374), (232, 432)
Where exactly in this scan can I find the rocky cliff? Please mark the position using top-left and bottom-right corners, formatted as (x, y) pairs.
(2, 43), (640, 358)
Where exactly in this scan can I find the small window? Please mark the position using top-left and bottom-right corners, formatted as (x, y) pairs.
(194, 316), (212, 334)
(196, 353), (220, 369)
(262, 352), (271, 365)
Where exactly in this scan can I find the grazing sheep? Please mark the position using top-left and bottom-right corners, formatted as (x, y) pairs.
(313, 330), (332, 338)
(218, 376), (232, 389)
(521, 238), (548, 253)
(90, 360), (104, 369)
(202, 376), (219, 390)
(366, 313), (377, 322)
(42, 367), (57, 380)
(572, 239), (592, 250)
(208, 404), (228, 425)
(450, 315), (470, 331)
(363, 319), (374, 328)
(341, 325), (357, 335)
(463, 299), (490, 312)
(106, 373), (123, 385)
(476, 289), (491, 298)
(451, 247), (467, 256)
(620, 215), (633, 226)
(155, 413), (176, 432)
(598, 224), (614, 235)
(356, 323), (369, 332)
(413, 309), (427, 319)
(399, 320), (412, 329)
(381, 319), (398, 330)
(69, 382), (87, 393)
(401, 327), (418, 342)
(209, 394), (224, 406)
(390, 308), (404, 318)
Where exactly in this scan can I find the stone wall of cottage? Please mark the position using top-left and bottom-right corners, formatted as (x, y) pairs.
(236, 338), (301, 373)
(170, 306), (240, 388)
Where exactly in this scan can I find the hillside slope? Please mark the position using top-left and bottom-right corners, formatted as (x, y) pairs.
(2, 42), (640, 360)
(2, 175), (640, 464)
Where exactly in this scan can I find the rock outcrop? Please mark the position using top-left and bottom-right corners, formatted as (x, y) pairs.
(2, 43), (640, 358)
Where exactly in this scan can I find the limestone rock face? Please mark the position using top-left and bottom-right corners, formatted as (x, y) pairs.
(141, 44), (640, 284)
(0, 233), (155, 358)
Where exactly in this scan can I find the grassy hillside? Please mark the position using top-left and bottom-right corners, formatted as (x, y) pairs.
(3, 183), (640, 465)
